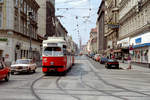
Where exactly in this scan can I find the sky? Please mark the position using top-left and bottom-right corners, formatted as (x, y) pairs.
(55, 0), (102, 45)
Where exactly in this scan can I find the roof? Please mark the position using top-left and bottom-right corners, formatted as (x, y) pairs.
(91, 28), (97, 33)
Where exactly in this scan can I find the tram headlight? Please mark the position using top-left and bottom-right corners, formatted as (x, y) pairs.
(43, 58), (47, 63)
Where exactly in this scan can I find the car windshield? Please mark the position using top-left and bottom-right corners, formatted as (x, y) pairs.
(108, 59), (117, 62)
(0, 62), (3, 69)
(43, 47), (63, 56)
(15, 60), (31, 64)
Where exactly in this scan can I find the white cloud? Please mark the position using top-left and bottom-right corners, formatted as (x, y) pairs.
(56, 0), (67, 3)
(69, 0), (88, 6)
(56, 0), (88, 6)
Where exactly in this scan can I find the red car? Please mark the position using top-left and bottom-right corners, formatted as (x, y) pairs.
(0, 60), (10, 81)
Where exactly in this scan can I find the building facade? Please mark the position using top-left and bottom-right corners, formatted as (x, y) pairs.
(55, 17), (68, 37)
(0, 0), (41, 63)
(89, 28), (97, 54)
(97, 0), (106, 54)
(66, 36), (77, 54)
(119, 0), (150, 64)
(36, 0), (55, 38)
(105, 0), (120, 58)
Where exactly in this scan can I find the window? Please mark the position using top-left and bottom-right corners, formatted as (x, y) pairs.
(24, 2), (27, 13)
(0, 0), (3, 3)
(0, 6), (2, 28)
(20, 0), (23, 11)
(14, 0), (18, 7)
(43, 47), (63, 56)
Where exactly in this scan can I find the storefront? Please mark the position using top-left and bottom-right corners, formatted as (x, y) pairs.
(0, 36), (41, 63)
(130, 32), (150, 64)
(115, 37), (130, 60)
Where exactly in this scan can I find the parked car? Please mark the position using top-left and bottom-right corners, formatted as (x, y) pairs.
(105, 59), (119, 69)
(89, 53), (95, 58)
(11, 59), (37, 74)
(0, 59), (10, 82)
(100, 57), (108, 64)
(94, 54), (101, 61)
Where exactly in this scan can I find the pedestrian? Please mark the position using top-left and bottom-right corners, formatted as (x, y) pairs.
(112, 54), (115, 59)
(127, 54), (132, 69)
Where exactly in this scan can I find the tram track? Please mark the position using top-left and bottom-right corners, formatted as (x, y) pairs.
(80, 71), (128, 100)
(86, 58), (150, 98)
(56, 76), (81, 100)
(30, 75), (44, 100)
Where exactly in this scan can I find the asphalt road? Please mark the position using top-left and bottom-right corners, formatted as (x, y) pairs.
(1, 56), (150, 100)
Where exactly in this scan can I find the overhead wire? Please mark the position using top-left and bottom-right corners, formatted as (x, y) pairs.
(55, 0), (100, 44)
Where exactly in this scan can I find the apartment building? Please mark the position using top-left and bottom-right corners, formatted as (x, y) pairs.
(36, 0), (55, 38)
(97, 0), (106, 54)
(119, 0), (150, 64)
(55, 17), (68, 37)
(105, 0), (120, 57)
(0, 0), (41, 62)
(89, 28), (97, 54)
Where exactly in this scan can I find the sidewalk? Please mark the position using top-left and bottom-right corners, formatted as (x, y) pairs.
(119, 61), (150, 71)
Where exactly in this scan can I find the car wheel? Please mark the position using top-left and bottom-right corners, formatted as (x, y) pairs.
(105, 65), (108, 69)
(11, 72), (14, 75)
(5, 74), (10, 82)
(116, 66), (119, 69)
(27, 69), (31, 73)
(33, 69), (36, 73)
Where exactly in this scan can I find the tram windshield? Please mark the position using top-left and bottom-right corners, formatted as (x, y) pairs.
(43, 47), (63, 56)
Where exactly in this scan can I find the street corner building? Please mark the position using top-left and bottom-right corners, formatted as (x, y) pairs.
(0, 0), (42, 63)
(118, 0), (150, 65)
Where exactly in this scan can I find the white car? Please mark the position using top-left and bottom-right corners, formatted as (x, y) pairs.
(11, 59), (37, 74)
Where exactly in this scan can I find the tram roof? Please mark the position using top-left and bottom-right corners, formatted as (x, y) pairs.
(43, 37), (66, 44)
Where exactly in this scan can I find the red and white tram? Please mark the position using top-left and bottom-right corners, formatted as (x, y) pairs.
(42, 37), (74, 74)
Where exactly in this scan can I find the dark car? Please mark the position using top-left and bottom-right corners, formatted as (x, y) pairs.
(0, 59), (10, 82)
(105, 59), (119, 69)
(100, 57), (108, 64)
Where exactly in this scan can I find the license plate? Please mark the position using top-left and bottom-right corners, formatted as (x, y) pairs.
(111, 65), (116, 67)
(16, 69), (23, 71)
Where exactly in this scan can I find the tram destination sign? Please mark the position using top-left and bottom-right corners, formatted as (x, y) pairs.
(47, 43), (57, 46)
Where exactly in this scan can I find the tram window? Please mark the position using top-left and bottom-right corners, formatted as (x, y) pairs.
(44, 47), (63, 56)
(45, 47), (61, 51)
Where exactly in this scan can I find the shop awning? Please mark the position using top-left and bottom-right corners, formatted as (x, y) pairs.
(133, 43), (150, 48)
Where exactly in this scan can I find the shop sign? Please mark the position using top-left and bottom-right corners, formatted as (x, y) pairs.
(0, 38), (8, 42)
(108, 24), (119, 29)
(130, 32), (150, 46)
(117, 37), (129, 47)
(135, 37), (141, 44)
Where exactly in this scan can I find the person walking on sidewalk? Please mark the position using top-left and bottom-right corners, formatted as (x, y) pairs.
(112, 54), (115, 59)
(127, 54), (132, 69)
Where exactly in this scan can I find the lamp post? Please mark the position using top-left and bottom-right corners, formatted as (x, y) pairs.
(28, 11), (33, 59)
